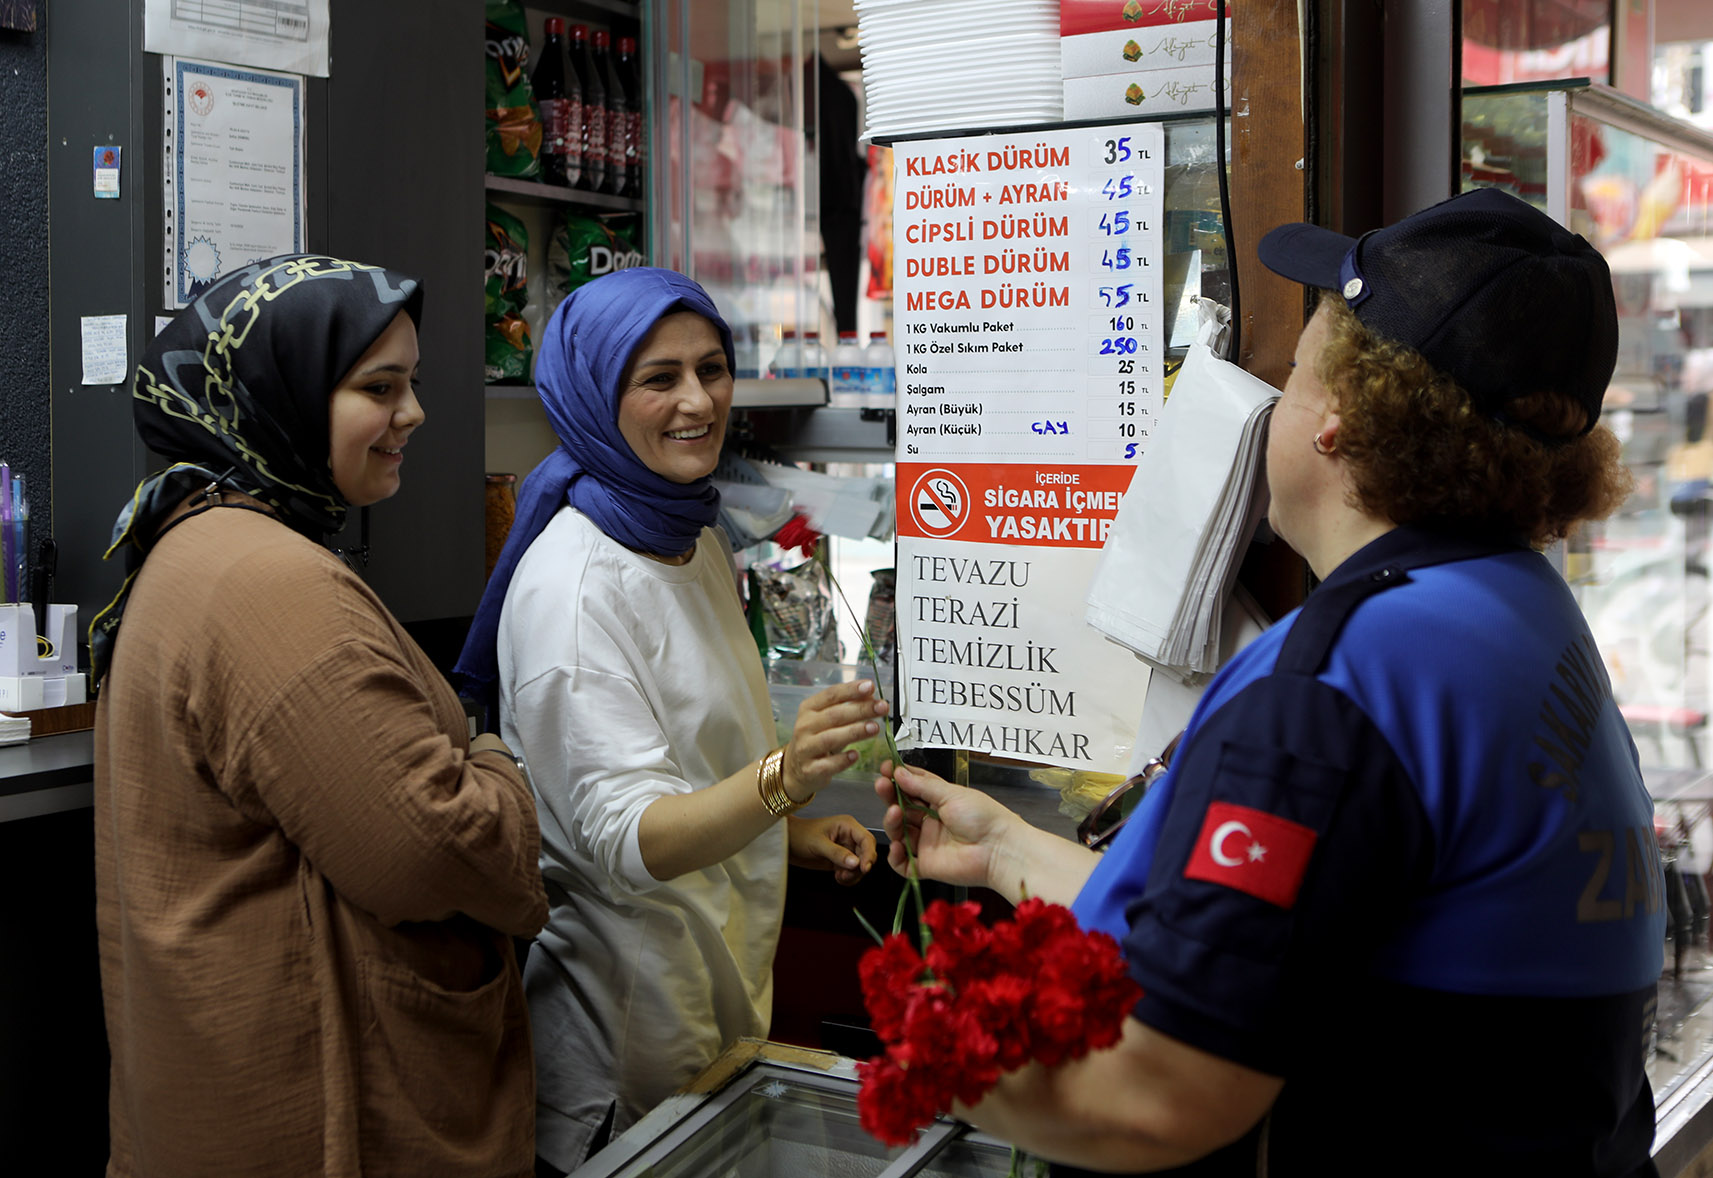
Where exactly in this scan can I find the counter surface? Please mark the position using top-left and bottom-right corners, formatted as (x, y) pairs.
(4, 739), (1694, 845)
(0, 729), (95, 794)
(0, 735), (1088, 839)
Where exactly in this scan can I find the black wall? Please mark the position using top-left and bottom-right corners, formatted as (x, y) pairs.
(45, 0), (484, 637)
(0, 19), (51, 544)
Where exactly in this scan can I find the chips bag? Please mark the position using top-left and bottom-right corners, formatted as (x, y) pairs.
(484, 0), (542, 178)
(546, 213), (644, 308)
(484, 203), (532, 384)
(756, 558), (842, 663)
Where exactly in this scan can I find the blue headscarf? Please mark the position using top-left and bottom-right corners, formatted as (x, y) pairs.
(453, 267), (735, 708)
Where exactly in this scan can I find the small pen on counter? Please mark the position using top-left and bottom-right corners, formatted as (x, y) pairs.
(12, 472), (27, 614)
(0, 460), (12, 604)
(30, 537), (51, 645)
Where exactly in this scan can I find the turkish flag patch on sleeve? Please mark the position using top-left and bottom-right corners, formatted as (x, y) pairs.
(1183, 801), (1318, 909)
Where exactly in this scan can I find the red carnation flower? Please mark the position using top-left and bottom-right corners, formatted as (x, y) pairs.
(859, 933), (926, 1041)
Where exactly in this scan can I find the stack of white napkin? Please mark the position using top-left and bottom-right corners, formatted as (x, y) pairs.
(1084, 315), (1278, 682)
(0, 712), (31, 746)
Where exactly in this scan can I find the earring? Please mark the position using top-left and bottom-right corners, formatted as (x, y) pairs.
(1312, 428), (1337, 456)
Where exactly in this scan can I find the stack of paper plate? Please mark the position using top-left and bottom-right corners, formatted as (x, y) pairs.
(855, 0), (1062, 139)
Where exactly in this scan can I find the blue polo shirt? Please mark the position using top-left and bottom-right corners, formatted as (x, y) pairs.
(1067, 525), (1662, 1177)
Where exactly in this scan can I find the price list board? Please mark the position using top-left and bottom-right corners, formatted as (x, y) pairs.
(892, 123), (1164, 775)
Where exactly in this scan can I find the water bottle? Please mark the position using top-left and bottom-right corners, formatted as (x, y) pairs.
(862, 330), (896, 407)
(800, 330), (830, 389)
(829, 331), (864, 407)
(734, 324), (761, 380)
(768, 329), (801, 378)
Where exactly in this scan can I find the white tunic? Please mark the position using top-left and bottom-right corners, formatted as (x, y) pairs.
(498, 507), (783, 1171)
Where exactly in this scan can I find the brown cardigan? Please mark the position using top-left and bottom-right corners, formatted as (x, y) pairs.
(94, 506), (549, 1177)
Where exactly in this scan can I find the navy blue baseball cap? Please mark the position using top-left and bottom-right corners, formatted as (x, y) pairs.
(1258, 187), (1619, 438)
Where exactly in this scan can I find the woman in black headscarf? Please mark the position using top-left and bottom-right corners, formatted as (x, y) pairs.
(92, 255), (548, 1178)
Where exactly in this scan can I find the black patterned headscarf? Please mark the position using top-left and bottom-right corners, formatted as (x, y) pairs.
(90, 254), (424, 685)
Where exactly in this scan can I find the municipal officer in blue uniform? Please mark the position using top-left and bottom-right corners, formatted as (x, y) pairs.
(875, 187), (1662, 1176)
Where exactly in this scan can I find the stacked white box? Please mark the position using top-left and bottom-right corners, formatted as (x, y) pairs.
(1061, 0), (1232, 119)
(0, 603), (87, 712)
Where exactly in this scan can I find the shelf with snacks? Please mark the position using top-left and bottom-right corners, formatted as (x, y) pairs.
(483, 174), (644, 214)
(483, 0), (648, 473)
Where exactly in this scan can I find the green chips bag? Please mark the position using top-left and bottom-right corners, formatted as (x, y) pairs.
(546, 213), (644, 308)
(484, 203), (532, 384)
(484, 0), (542, 178)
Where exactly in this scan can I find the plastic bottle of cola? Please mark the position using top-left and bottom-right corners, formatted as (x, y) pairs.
(531, 19), (572, 187)
(569, 25), (605, 192)
(592, 31), (626, 196)
(616, 36), (644, 197)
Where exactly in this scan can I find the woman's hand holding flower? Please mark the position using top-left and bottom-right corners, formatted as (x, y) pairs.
(783, 679), (888, 803)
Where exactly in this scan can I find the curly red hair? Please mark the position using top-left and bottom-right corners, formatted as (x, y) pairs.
(1315, 297), (1632, 548)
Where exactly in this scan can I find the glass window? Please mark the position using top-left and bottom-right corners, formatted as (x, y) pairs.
(1465, 80), (1713, 1109)
(1461, 0), (1613, 88)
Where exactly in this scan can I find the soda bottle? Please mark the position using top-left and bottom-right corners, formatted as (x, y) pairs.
(531, 18), (571, 187)
(592, 31), (625, 196)
(562, 24), (585, 188)
(616, 36), (644, 198)
(570, 25), (606, 192)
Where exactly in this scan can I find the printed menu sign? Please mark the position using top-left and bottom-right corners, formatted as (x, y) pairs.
(894, 122), (1164, 775)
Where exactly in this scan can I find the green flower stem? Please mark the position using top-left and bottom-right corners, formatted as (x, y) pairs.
(828, 572), (933, 946)
(852, 905), (886, 949)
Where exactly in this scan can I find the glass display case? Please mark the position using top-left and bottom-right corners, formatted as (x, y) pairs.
(568, 1040), (1032, 1178)
(1462, 80), (1713, 1168)
(647, 0), (822, 383)
(1461, 81), (1713, 782)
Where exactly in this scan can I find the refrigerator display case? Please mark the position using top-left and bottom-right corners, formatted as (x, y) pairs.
(567, 1039), (1036, 1178)
(646, 0), (823, 386)
(1462, 80), (1713, 1171)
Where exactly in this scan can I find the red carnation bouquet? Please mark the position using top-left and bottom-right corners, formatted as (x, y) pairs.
(854, 895), (1141, 1146)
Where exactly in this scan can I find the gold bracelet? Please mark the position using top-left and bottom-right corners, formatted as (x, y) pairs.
(757, 746), (803, 818)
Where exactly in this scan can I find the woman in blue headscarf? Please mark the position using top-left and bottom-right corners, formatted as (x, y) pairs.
(454, 268), (885, 1174)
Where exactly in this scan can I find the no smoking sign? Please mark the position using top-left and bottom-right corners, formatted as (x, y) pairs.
(909, 468), (970, 538)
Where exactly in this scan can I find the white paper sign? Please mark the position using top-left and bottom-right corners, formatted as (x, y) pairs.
(80, 316), (129, 386)
(144, 0), (330, 77)
(164, 58), (306, 309)
(893, 123), (1166, 775)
